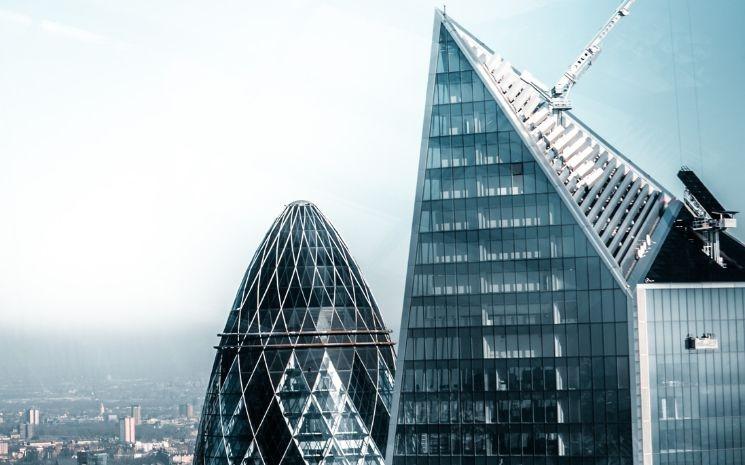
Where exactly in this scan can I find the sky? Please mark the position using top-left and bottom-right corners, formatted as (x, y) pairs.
(2, 0), (745, 381)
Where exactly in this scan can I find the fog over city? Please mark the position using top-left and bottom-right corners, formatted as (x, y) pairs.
(3, 0), (745, 386)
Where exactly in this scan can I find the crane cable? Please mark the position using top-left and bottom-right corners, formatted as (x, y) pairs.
(667, 0), (705, 175)
(684, 0), (705, 178)
(666, 0), (684, 168)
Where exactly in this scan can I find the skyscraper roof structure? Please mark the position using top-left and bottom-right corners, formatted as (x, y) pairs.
(443, 12), (679, 281)
(195, 201), (395, 465)
(387, 9), (745, 465)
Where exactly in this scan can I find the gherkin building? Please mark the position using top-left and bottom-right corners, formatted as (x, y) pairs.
(194, 201), (396, 465)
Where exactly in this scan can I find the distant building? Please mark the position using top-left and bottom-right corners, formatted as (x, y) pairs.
(119, 417), (135, 444)
(19, 423), (34, 442)
(89, 453), (107, 465)
(178, 404), (193, 419)
(25, 408), (39, 426)
(0, 440), (9, 459)
(105, 414), (118, 423)
(98, 402), (105, 417)
(78, 451), (108, 465)
(172, 454), (193, 465)
(130, 405), (142, 425)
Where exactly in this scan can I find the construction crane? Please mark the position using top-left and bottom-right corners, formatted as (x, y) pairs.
(678, 167), (738, 268)
(550, 0), (637, 111)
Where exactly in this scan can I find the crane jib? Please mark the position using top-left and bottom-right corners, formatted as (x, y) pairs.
(550, 0), (638, 111)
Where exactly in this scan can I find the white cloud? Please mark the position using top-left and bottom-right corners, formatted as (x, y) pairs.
(0, 8), (128, 48)
(39, 19), (108, 44)
(0, 8), (32, 26)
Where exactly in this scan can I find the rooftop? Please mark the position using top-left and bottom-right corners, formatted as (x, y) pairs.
(441, 11), (675, 281)
(646, 207), (745, 283)
(287, 200), (315, 207)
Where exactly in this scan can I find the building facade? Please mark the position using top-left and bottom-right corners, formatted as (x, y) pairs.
(119, 416), (135, 444)
(179, 403), (194, 419)
(637, 284), (745, 465)
(636, 208), (745, 465)
(387, 9), (745, 465)
(78, 451), (108, 465)
(25, 409), (40, 426)
(194, 201), (396, 465)
(130, 405), (142, 425)
(90, 453), (108, 465)
(19, 423), (34, 442)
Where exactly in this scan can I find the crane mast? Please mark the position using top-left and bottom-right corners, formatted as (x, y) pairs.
(551, 0), (637, 111)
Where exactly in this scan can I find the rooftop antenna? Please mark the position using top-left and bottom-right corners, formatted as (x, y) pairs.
(550, 0), (637, 112)
(443, 1), (447, 17)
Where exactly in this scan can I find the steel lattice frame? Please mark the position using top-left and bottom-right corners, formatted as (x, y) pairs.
(195, 201), (395, 465)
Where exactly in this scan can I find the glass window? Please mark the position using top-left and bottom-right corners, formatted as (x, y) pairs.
(395, 23), (632, 463)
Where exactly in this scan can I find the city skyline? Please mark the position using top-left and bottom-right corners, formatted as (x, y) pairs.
(3, 0), (745, 348)
(0, 377), (205, 465)
(2, 2), (745, 465)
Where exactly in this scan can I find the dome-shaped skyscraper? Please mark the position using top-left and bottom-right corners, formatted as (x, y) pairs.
(194, 201), (395, 465)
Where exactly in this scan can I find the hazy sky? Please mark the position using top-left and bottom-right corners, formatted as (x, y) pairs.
(2, 0), (745, 351)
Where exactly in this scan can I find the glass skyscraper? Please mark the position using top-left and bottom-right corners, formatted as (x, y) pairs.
(637, 284), (745, 465)
(194, 201), (395, 465)
(636, 203), (745, 465)
(387, 9), (745, 465)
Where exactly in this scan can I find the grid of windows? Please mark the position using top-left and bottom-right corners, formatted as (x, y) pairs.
(391, 24), (633, 465)
(645, 286), (745, 465)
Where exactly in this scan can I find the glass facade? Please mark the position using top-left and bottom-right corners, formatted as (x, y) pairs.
(644, 286), (745, 465)
(194, 201), (396, 465)
(389, 22), (633, 465)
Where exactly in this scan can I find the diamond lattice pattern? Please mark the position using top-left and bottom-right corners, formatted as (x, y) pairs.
(194, 202), (396, 465)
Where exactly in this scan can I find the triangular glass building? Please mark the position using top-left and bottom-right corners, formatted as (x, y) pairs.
(387, 10), (745, 465)
(194, 201), (395, 465)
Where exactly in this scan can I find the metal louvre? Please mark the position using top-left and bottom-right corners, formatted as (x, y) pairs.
(445, 16), (672, 279)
